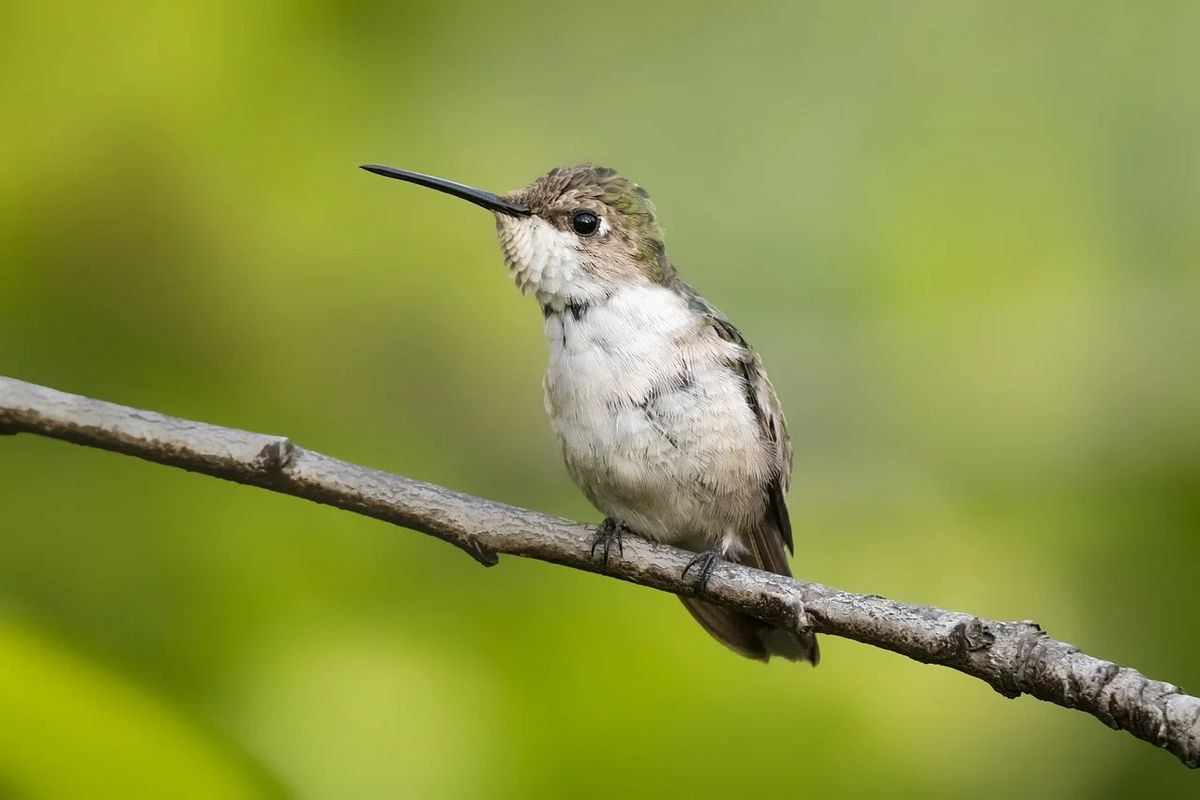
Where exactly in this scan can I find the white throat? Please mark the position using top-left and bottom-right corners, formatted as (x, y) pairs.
(496, 216), (612, 311)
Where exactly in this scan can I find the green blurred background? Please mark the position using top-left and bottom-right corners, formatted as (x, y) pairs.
(2, 1), (1198, 797)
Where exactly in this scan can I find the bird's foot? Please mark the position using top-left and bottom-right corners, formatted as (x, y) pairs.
(681, 546), (725, 594)
(590, 517), (630, 565)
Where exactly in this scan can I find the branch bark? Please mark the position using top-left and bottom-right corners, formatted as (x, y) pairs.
(2, 375), (1197, 767)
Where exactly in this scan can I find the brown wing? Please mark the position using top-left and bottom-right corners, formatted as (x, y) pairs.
(696, 304), (794, 554)
(668, 279), (815, 663)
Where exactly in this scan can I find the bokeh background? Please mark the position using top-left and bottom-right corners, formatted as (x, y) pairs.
(2, 1), (1198, 797)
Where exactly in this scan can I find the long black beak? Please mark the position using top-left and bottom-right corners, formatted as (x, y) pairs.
(360, 164), (530, 217)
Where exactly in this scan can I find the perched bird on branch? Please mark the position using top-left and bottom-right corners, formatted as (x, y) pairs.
(363, 162), (817, 664)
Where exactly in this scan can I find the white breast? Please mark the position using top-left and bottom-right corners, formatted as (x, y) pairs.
(542, 285), (773, 550)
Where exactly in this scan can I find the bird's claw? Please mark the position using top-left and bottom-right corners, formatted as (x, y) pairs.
(590, 517), (628, 565)
(681, 547), (724, 594)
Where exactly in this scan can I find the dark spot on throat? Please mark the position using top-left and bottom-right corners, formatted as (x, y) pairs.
(541, 300), (591, 321)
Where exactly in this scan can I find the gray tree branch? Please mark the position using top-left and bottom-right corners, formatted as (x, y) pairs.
(1, 374), (1197, 767)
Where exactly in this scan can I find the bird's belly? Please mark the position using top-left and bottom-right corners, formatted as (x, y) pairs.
(544, 330), (771, 550)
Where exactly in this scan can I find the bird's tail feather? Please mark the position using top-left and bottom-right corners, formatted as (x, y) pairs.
(677, 520), (819, 664)
(678, 596), (818, 664)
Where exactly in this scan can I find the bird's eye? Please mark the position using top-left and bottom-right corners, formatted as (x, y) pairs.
(571, 210), (600, 236)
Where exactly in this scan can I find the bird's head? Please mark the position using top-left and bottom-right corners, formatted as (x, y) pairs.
(361, 163), (670, 310)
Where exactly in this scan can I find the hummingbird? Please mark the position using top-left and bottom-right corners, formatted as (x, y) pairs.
(362, 162), (818, 664)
